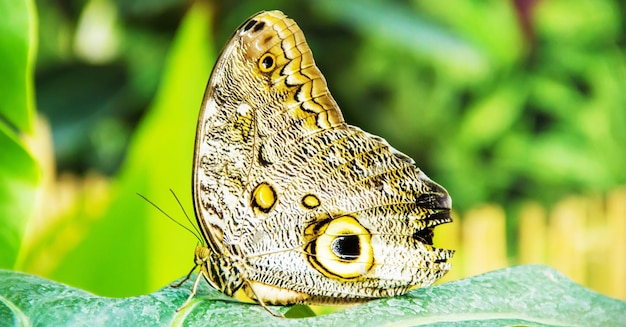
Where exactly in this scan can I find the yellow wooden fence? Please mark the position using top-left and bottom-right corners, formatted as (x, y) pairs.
(434, 187), (626, 300)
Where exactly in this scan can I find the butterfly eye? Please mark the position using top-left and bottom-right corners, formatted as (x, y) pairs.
(258, 53), (276, 73)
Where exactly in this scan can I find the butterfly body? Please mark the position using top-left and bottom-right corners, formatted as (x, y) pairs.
(190, 10), (453, 307)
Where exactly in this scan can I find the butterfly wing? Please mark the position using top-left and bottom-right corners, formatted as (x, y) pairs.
(192, 10), (453, 305)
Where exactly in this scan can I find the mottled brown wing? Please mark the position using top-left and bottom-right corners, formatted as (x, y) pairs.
(191, 10), (453, 306)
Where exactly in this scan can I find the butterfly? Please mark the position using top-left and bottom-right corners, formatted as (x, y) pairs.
(179, 10), (453, 315)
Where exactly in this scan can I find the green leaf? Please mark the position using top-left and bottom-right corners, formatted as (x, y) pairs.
(41, 2), (215, 296)
(1, 265), (624, 326)
(0, 0), (36, 132)
(312, 0), (489, 82)
(457, 79), (527, 148)
(0, 125), (39, 269)
(0, 0), (39, 269)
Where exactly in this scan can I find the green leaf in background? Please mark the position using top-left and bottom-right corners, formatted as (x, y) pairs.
(457, 79), (527, 148)
(1, 265), (624, 326)
(0, 125), (39, 269)
(32, 2), (215, 296)
(0, 0), (39, 269)
(312, 0), (489, 83)
(0, 0), (36, 132)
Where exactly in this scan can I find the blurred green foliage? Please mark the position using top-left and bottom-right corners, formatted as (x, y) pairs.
(35, 0), (626, 210)
(2, 0), (624, 298)
(22, 0), (215, 297)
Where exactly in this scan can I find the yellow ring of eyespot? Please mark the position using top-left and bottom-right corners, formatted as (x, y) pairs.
(258, 53), (276, 73)
(305, 216), (373, 279)
(251, 182), (276, 213)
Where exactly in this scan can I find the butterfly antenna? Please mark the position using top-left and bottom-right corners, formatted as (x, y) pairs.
(168, 189), (203, 241)
(136, 192), (203, 244)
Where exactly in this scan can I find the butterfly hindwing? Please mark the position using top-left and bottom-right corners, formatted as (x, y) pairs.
(190, 10), (453, 307)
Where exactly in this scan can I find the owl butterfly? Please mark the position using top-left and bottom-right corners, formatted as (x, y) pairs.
(182, 10), (453, 315)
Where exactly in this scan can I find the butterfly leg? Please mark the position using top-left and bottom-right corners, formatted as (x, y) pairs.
(244, 280), (284, 318)
(171, 263), (198, 288)
(176, 268), (205, 312)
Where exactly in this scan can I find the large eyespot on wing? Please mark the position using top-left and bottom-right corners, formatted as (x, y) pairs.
(303, 216), (374, 280)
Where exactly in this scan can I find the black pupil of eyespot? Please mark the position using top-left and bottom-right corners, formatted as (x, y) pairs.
(262, 56), (274, 69)
(331, 235), (360, 261)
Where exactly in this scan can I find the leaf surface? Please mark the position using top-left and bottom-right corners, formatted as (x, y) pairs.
(1, 265), (624, 326)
